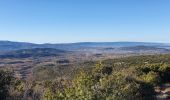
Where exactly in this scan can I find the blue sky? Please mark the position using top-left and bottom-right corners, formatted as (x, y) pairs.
(0, 0), (170, 43)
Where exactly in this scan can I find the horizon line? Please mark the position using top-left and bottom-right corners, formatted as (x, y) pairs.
(0, 40), (169, 45)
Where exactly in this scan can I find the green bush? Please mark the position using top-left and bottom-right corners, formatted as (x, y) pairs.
(53, 63), (155, 100)
(140, 71), (160, 86)
(0, 69), (14, 99)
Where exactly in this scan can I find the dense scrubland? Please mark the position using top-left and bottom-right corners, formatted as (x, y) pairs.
(0, 54), (170, 100)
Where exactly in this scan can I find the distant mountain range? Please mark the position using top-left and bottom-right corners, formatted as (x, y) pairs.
(0, 48), (67, 58)
(0, 41), (170, 58)
(0, 41), (170, 52)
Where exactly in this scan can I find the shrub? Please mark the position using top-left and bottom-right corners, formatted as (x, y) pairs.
(0, 69), (14, 99)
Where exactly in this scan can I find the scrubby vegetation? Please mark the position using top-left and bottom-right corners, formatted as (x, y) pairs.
(0, 54), (170, 100)
(0, 69), (25, 99)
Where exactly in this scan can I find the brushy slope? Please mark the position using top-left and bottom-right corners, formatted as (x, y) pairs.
(0, 54), (170, 100)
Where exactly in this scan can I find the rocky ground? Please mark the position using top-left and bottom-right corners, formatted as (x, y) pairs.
(155, 83), (170, 100)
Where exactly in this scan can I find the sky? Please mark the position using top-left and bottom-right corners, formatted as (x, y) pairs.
(0, 0), (170, 43)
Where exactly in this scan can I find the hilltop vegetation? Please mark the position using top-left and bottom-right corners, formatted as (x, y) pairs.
(0, 54), (170, 100)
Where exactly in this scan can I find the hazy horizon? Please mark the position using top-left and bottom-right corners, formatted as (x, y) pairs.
(0, 40), (170, 44)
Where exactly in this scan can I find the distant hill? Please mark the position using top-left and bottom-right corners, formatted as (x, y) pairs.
(71, 42), (166, 47)
(0, 41), (170, 52)
(0, 41), (38, 51)
(120, 45), (168, 51)
(0, 48), (67, 58)
(119, 45), (170, 53)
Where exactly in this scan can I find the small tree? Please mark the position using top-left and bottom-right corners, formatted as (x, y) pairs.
(0, 69), (14, 100)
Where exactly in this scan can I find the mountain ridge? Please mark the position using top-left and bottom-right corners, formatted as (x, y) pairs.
(0, 40), (170, 52)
